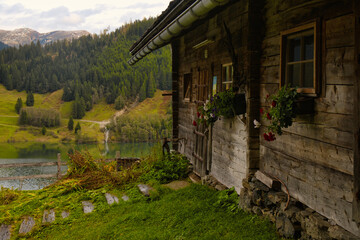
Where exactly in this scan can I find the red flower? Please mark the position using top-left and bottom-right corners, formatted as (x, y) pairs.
(268, 132), (276, 141)
(192, 120), (197, 126)
(266, 94), (269, 99)
(263, 133), (270, 141)
(264, 132), (276, 141)
(271, 101), (276, 107)
(266, 113), (271, 120)
(201, 115), (204, 119)
(260, 108), (264, 114)
(197, 112), (200, 118)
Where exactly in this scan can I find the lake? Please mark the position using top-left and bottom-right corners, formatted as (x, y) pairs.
(0, 142), (156, 190)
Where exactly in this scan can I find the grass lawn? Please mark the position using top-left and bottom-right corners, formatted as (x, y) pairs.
(4, 184), (280, 240)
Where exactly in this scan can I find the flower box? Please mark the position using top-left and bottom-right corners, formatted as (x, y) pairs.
(233, 93), (246, 115)
(295, 97), (314, 115)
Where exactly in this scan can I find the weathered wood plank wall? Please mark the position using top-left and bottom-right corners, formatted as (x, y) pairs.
(175, 0), (250, 192)
(259, 0), (359, 235)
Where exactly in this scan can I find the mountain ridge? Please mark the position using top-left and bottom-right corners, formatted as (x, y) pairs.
(0, 28), (90, 47)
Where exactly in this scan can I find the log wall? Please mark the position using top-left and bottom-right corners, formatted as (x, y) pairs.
(259, 0), (359, 235)
(175, 0), (250, 193)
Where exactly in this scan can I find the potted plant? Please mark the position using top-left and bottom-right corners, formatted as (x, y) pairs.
(260, 85), (298, 141)
(196, 88), (246, 126)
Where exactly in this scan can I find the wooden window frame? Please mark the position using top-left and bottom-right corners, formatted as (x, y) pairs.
(280, 22), (319, 95)
(183, 73), (192, 102)
(221, 63), (233, 92)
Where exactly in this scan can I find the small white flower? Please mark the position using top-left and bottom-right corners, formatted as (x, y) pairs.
(205, 115), (209, 120)
(253, 119), (261, 128)
(204, 105), (208, 111)
(210, 113), (215, 118)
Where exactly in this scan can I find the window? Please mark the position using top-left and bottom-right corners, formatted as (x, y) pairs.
(281, 22), (317, 94)
(221, 63), (233, 91)
(183, 73), (192, 101)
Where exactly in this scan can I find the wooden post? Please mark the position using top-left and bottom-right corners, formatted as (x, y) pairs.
(353, 0), (360, 223)
(57, 153), (61, 179)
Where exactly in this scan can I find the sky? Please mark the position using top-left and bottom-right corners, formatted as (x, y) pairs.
(0, 0), (170, 34)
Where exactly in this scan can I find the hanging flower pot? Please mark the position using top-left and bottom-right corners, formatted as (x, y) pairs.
(233, 93), (246, 115)
(294, 96), (314, 115)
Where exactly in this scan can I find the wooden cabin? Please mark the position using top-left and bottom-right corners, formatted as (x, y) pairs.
(129, 0), (360, 237)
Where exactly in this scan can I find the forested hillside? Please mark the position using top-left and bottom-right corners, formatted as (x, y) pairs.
(0, 18), (171, 118)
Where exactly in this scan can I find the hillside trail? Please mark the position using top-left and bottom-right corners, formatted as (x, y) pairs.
(79, 96), (139, 129)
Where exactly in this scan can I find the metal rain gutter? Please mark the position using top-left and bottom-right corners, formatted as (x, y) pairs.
(128, 0), (229, 65)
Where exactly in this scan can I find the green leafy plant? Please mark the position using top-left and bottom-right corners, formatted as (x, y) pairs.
(197, 89), (236, 126)
(213, 187), (239, 214)
(141, 152), (189, 184)
(261, 85), (298, 141)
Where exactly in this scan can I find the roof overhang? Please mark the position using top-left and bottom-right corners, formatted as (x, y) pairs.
(128, 0), (229, 65)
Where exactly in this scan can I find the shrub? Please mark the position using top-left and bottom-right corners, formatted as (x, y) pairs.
(213, 187), (239, 214)
(15, 97), (22, 114)
(0, 186), (19, 205)
(141, 152), (189, 184)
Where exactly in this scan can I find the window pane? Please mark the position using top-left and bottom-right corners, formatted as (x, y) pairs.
(287, 64), (300, 87)
(304, 35), (314, 60)
(303, 62), (314, 88)
(288, 38), (301, 62)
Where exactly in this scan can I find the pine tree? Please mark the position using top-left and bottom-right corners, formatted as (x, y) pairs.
(41, 126), (46, 135)
(26, 92), (34, 106)
(19, 110), (28, 125)
(68, 116), (74, 131)
(74, 122), (81, 134)
(139, 80), (147, 102)
(15, 97), (23, 114)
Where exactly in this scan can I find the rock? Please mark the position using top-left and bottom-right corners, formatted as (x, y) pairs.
(304, 213), (330, 239)
(0, 224), (11, 240)
(82, 201), (94, 214)
(215, 184), (227, 191)
(61, 211), (70, 219)
(261, 209), (276, 223)
(42, 209), (55, 223)
(105, 193), (119, 205)
(249, 180), (270, 192)
(252, 206), (263, 216)
(122, 195), (130, 202)
(239, 188), (252, 212)
(276, 214), (295, 239)
(19, 216), (35, 234)
(283, 205), (300, 222)
(137, 184), (153, 197)
(251, 189), (262, 206)
(188, 172), (201, 183)
(163, 180), (190, 190)
(267, 191), (287, 205)
(328, 225), (359, 240)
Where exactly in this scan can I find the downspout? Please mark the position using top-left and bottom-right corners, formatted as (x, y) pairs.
(128, 0), (229, 65)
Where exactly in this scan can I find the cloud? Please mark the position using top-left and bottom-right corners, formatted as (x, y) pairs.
(62, 13), (84, 25)
(124, 2), (163, 9)
(0, 0), (170, 33)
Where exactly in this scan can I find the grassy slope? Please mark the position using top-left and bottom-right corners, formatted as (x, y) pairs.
(0, 85), (171, 143)
(1, 184), (279, 240)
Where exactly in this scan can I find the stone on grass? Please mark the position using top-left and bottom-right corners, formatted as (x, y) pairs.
(163, 180), (190, 190)
(137, 184), (153, 197)
(61, 211), (70, 219)
(122, 195), (130, 202)
(82, 201), (94, 214)
(19, 216), (35, 234)
(0, 224), (11, 240)
(105, 193), (119, 205)
(42, 209), (55, 223)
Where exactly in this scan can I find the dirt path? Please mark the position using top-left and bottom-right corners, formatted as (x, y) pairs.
(80, 97), (140, 129)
